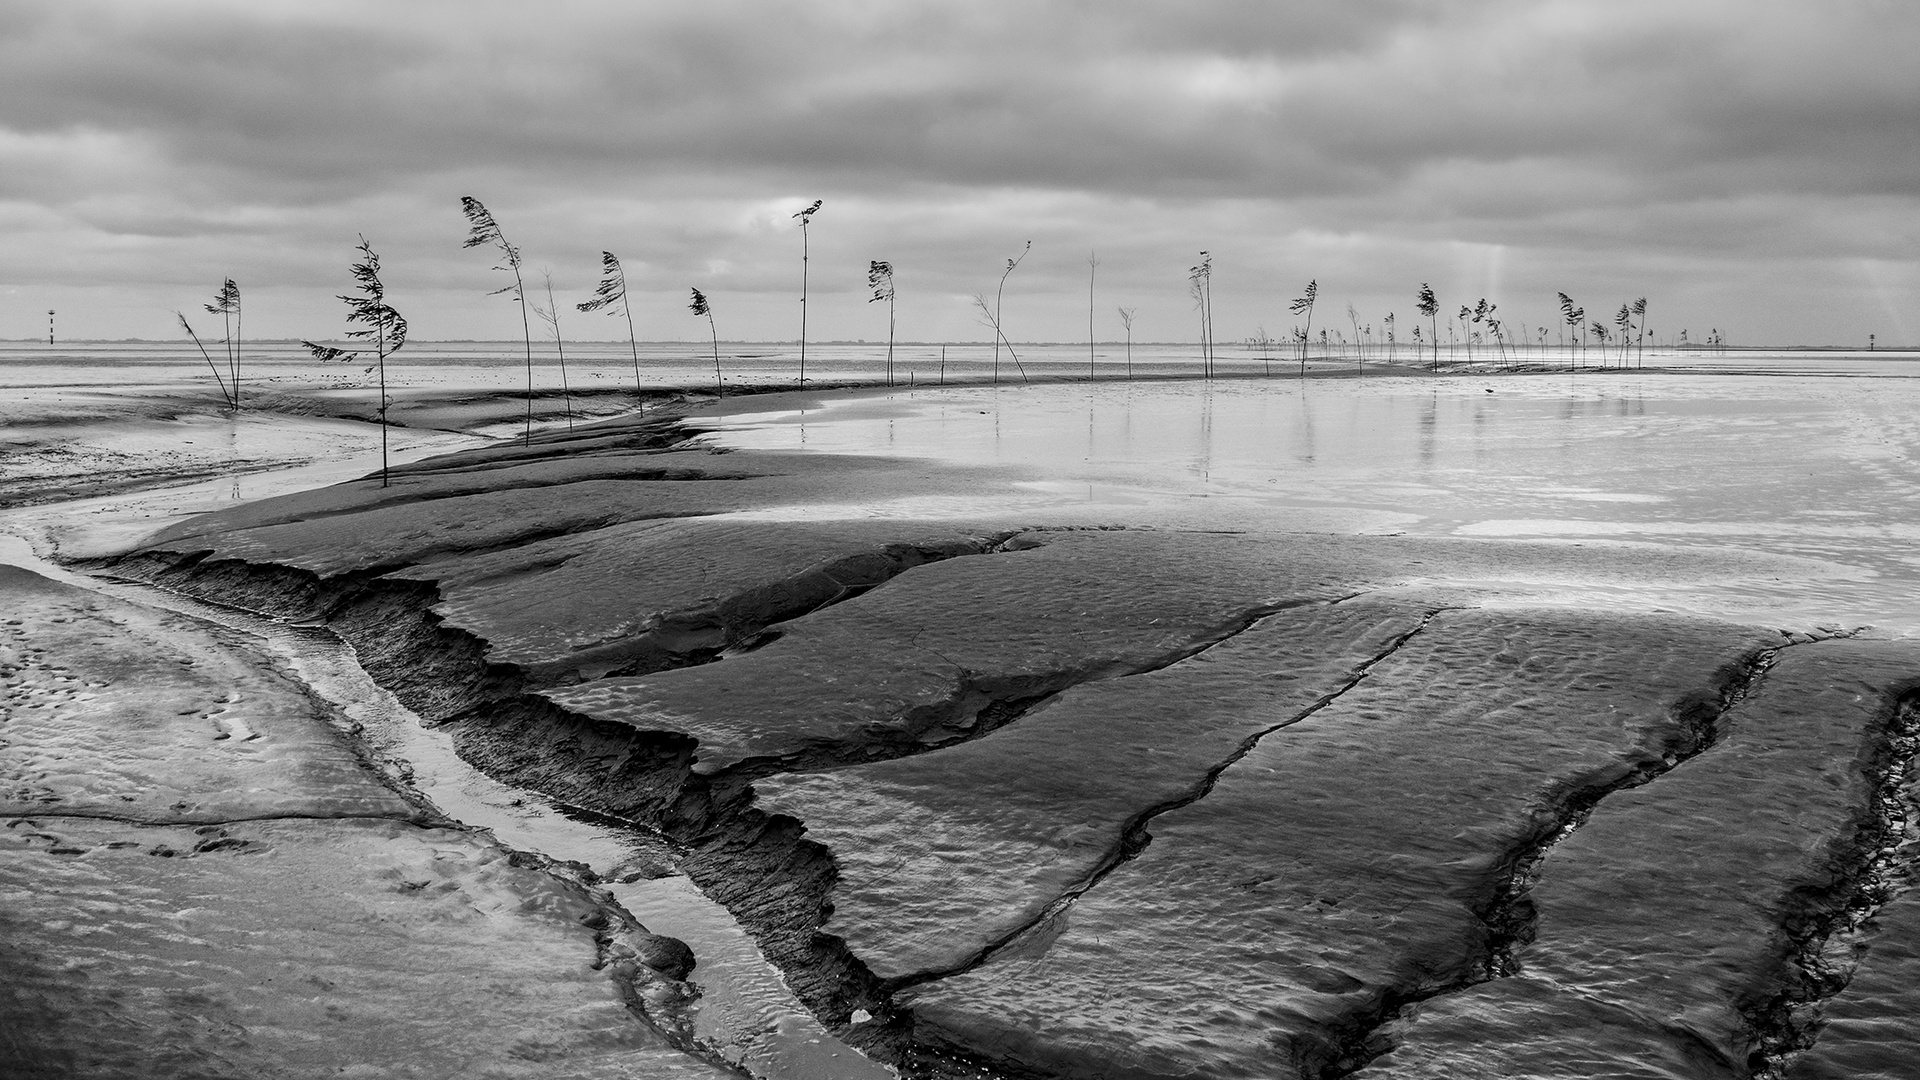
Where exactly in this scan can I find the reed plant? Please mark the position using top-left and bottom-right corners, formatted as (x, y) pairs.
(303, 236), (407, 486)
(1251, 326), (1276, 375)
(979, 241), (1032, 384)
(1189, 252), (1215, 377)
(1416, 284), (1438, 372)
(459, 196), (535, 443)
(689, 287), (722, 395)
(1290, 279), (1317, 376)
(205, 279), (241, 408)
(1631, 298), (1648, 367)
(175, 312), (237, 409)
(868, 260), (896, 385)
(1558, 293), (1585, 368)
(1087, 251), (1100, 381)
(1347, 302), (1366, 374)
(578, 251), (643, 402)
(793, 199), (821, 387)
(533, 272), (575, 431)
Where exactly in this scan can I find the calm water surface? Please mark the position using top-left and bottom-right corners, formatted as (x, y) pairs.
(698, 366), (1920, 633)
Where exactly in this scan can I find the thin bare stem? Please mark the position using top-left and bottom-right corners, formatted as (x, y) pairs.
(1087, 251), (1099, 382)
(535, 271), (574, 431)
(794, 199), (821, 387)
(176, 312), (235, 408)
(992, 241), (1032, 384)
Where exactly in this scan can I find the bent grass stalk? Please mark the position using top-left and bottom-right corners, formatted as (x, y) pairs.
(989, 241), (1032, 384)
(1189, 254), (1213, 378)
(1632, 297), (1648, 368)
(689, 287), (722, 396)
(867, 260), (896, 386)
(1416, 284), (1438, 373)
(459, 196), (535, 444)
(1201, 254), (1215, 377)
(1348, 302), (1365, 375)
(1291, 280), (1317, 377)
(1087, 250), (1099, 382)
(578, 251), (643, 405)
(176, 312), (236, 409)
(205, 279), (241, 409)
(534, 271), (575, 431)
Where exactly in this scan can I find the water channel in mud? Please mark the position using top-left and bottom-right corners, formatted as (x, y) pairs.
(0, 532), (895, 1080)
(0, 384), (897, 1078)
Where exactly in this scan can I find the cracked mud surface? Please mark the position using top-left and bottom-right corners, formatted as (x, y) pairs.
(751, 598), (1438, 989)
(898, 610), (1780, 1078)
(73, 398), (1920, 1079)
(1353, 639), (1920, 1080)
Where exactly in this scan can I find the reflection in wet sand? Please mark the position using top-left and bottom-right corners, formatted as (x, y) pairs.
(698, 369), (1920, 632)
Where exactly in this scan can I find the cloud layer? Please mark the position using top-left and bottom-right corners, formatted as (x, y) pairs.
(2, 0), (1915, 344)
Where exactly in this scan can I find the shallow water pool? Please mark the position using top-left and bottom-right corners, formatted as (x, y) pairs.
(696, 369), (1920, 632)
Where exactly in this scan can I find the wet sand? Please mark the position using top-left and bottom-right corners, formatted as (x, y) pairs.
(7, 354), (1920, 1079)
(2, 369), (906, 1078)
(0, 564), (724, 1080)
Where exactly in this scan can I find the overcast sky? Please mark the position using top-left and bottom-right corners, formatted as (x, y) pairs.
(2, 0), (1915, 347)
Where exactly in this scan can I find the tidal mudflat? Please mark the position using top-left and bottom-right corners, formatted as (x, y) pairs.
(7, 351), (1920, 1078)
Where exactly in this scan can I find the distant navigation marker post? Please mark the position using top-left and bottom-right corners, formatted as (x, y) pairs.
(47, 310), (54, 345)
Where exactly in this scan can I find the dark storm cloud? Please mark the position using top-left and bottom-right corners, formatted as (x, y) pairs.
(11, 0), (1912, 200)
(1, 0), (1915, 341)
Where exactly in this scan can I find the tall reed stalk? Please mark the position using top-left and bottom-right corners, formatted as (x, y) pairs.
(986, 241), (1031, 384)
(868, 260), (896, 386)
(534, 272), (575, 431)
(1190, 253), (1215, 378)
(1632, 297), (1648, 368)
(176, 312), (236, 408)
(689, 287), (722, 396)
(578, 251), (643, 404)
(1291, 280), (1317, 377)
(1087, 251), (1100, 381)
(459, 197), (535, 443)
(205, 279), (241, 408)
(1416, 284), (1438, 372)
(304, 235), (408, 487)
(794, 199), (821, 387)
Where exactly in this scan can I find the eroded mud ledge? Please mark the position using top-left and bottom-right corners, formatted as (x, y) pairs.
(0, 563), (726, 1078)
(87, 407), (1920, 1079)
